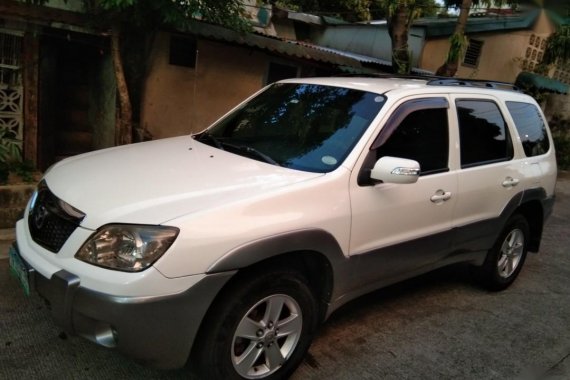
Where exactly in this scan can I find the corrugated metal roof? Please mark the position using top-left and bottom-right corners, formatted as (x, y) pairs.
(182, 20), (433, 75)
(294, 41), (392, 67)
(415, 9), (540, 37)
(182, 20), (365, 68)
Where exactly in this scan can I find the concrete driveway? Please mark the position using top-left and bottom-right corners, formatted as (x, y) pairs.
(1, 174), (569, 380)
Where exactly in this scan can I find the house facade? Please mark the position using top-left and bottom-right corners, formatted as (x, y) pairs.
(310, 7), (569, 87)
(417, 9), (568, 84)
(1, 0), (115, 170)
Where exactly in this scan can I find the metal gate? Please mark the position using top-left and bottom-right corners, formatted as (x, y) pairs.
(0, 31), (23, 161)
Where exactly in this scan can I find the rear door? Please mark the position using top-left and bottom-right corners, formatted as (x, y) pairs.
(450, 95), (522, 253)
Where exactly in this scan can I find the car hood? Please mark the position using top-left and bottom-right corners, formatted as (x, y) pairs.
(45, 136), (322, 229)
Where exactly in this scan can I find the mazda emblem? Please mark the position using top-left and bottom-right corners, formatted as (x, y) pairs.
(33, 205), (49, 230)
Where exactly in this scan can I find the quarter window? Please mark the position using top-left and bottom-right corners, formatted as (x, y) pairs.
(506, 101), (550, 156)
(457, 100), (513, 167)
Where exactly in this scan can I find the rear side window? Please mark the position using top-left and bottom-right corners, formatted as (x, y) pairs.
(457, 100), (513, 168)
(506, 101), (550, 157)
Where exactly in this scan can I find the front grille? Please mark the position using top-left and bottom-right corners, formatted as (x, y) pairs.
(28, 182), (85, 253)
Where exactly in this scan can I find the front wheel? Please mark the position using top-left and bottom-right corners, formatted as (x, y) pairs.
(194, 270), (318, 379)
(473, 214), (530, 291)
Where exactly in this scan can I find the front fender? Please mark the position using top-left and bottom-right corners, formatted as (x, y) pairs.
(206, 229), (347, 274)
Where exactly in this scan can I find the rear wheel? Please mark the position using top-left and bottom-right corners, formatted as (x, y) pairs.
(195, 270), (318, 379)
(474, 214), (529, 291)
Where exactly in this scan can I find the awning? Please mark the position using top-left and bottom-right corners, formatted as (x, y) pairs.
(515, 71), (569, 94)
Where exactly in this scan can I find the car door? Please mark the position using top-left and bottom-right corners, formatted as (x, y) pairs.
(349, 96), (458, 289)
(450, 95), (523, 253)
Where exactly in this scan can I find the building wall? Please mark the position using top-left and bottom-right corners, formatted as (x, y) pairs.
(141, 33), (273, 139)
(419, 10), (556, 82)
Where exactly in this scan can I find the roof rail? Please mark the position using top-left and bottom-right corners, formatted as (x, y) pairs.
(336, 73), (521, 92)
(338, 73), (439, 80)
(426, 78), (521, 92)
(338, 73), (522, 92)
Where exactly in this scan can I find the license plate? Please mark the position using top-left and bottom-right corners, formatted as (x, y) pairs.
(9, 245), (31, 296)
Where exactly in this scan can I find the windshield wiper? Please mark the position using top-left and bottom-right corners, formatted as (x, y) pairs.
(196, 132), (223, 150)
(240, 145), (280, 166)
(223, 143), (280, 166)
(196, 134), (279, 166)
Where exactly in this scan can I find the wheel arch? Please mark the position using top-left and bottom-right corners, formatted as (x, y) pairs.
(516, 201), (544, 253)
(205, 229), (347, 320)
(190, 231), (345, 370)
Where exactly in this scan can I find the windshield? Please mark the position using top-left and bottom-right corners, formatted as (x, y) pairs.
(196, 82), (386, 173)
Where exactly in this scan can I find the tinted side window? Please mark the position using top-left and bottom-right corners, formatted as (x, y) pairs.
(506, 101), (550, 157)
(457, 100), (513, 167)
(376, 108), (449, 175)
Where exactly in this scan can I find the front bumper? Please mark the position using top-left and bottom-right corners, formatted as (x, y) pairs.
(13, 243), (234, 369)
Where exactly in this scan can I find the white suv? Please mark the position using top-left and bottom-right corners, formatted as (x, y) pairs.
(10, 77), (556, 379)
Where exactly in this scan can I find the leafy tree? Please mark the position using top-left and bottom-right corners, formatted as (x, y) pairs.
(374, 0), (438, 74)
(370, 0), (438, 20)
(275, 0), (373, 21)
(383, 0), (421, 73)
(435, 0), (471, 77)
(543, 24), (570, 65)
(87, 0), (249, 144)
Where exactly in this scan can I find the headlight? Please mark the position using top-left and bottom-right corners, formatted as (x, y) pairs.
(76, 224), (179, 272)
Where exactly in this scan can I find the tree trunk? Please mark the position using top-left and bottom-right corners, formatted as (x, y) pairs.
(436, 0), (471, 77)
(388, 3), (411, 74)
(110, 26), (132, 145)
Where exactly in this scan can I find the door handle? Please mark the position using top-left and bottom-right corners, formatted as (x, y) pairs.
(502, 177), (520, 188)
(430, 190), (452, 203)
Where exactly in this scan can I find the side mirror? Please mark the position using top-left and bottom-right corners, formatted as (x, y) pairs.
(370, 156), (420, 184)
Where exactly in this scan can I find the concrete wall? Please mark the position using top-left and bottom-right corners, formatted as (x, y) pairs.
(419, 11), (556, 82)
(141, 33), (273, 139)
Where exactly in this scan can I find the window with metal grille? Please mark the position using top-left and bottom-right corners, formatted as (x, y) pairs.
(463, 39), (483, 67)
(0, 32), (22, 86)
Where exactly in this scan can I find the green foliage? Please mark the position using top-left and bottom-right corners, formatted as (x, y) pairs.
(0, 126), (36, 185)
(23, 0), (50, 4)
(446, 31), (468, 62)
(11, 160), (36, 183)
(279, 0), (438, 22)
(0, 125), (22, 165)
(554, 134), (570, 169)
(369, 0), (437, 20)
(549, 114), (570, 169)
(0, 160), (36, 185)
(95, 0), (250, 32)
(543, 25), (570, 65)
(443, 0), (519, 9)
(277, 0), (373, 21)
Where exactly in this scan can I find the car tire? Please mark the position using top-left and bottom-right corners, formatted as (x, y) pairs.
(194, 269), (318, 379)
(474, 214), (530, 291)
